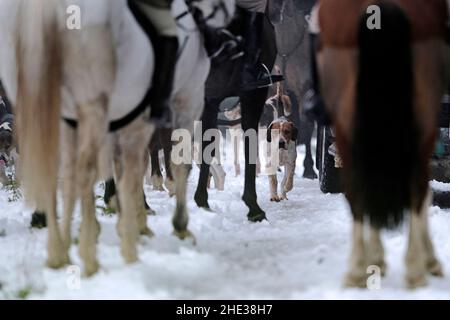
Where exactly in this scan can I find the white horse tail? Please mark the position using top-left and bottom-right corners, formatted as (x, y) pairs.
(15, 0), (61, 212)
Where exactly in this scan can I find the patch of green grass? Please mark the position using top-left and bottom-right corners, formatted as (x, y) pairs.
(96, 204), (116, 216)
(16, 286), (32, 300)
(2, 172), (22, 202)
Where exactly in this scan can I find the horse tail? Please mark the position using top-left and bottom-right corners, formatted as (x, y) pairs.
(350, 1), (417, 229)
(15, 0), (61, 212)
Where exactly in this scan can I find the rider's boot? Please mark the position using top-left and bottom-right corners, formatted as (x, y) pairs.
(240, 11), (284, 91)
(148, 35), (178, 127)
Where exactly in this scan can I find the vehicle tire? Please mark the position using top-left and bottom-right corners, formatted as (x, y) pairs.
(318, 125), (343, 194)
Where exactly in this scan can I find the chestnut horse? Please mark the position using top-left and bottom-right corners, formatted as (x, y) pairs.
(317, 0), (449, 288)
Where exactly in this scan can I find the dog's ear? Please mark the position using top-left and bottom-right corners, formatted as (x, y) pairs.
(267, 123), (274, 142)
(291, 125), (299, 141)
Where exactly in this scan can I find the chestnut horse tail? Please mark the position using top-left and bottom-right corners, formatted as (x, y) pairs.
(350, 2), (418, 229)
(15, 0), (62, 213)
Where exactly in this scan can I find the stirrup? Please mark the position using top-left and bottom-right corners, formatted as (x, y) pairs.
(242, 64), (285, 91)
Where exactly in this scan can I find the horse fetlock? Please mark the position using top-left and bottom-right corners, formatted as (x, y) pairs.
(83, 259), (100, 277)
(121, 242), (138, 264)
(173, 206), (188, 233)
(405, 256), (427, 288)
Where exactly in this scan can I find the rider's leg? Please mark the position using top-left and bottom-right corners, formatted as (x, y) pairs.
(131, 0), (179, 126)
(237, 1), (283, 91)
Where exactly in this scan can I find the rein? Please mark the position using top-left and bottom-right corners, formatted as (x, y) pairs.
(277, 14), (307, 89)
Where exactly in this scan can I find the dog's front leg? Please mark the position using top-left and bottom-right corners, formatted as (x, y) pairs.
(269, 174), (280, 202)
(281, 162), (295, 200)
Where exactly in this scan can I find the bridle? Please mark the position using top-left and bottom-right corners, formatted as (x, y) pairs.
(178, 0), (231, 26)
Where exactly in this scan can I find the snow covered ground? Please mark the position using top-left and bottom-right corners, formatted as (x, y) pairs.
(1, 142), (450, 300)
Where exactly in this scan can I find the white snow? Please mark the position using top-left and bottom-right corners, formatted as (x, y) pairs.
(1, 142), (450, 300)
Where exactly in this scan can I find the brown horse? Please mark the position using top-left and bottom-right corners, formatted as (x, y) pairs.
(317, 0), (449, 288)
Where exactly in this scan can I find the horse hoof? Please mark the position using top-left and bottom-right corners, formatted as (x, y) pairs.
(247, 210), (267, 223)
(405, 274), (427, 289)
(172, 229), (196, 245)
(303, 170), (318, 180)
(344, 272), (368, 288)
(30, 212), (47, 229)
(427, 259), (444, 277)
(194, 192), (210, 210)
(140, 226), (154, 237)
(84, 261), (100, 277)
(46, 255), (69, 270)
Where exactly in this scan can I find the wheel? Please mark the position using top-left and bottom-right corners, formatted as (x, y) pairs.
(318, 126), (342, 194)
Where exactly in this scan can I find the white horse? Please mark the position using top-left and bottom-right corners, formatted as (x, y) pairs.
(0, 0), (235, 276)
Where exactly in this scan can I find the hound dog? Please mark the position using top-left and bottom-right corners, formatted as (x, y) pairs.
(266, 117), (298, 202)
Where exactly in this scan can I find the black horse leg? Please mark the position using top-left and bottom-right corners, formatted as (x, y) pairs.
(240, 91), (267, 222)
(303, 120), (318, 179)
(194, 98), (221, 209)
(30, 211), (47, 228)
(104, 178), (116, 206)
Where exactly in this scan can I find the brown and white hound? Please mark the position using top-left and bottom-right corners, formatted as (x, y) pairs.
(266, 117), (298, 202)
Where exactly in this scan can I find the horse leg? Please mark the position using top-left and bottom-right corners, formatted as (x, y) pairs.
(60, 122), (77, 254)
(104, 178), (119, 213)
(142, 153), (156, 215)
(194, 98), (220, 209)
(76, 100), (106, 276)
(162, 128), (175, 197)
(421, 190), (443, 277)
(302, 122), (318, 179)
(405, 210), (427, 288)
(116, 116), (154, 263)
(150, 149), (164, 191)
(172, 163), (195, 242)
(367, 227), (386, 276)
(241, 92), (266, 222)
(344, 217), (367, 288)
